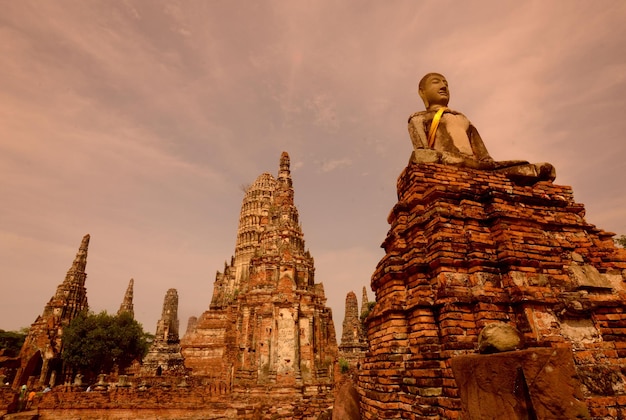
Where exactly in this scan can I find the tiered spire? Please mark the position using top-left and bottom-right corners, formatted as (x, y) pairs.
(339, 290), (368, 357)
(43, 234), (90, 321)
(277, 151), (293, 188)
(211, 152), (306, 308)
(141, 288), (185, 375)
(156, 288), (180, 343)
(117, 278), (134, 318)
(185, 152), (338, 393)
(14, 234), (91, 387)
(361, 286), (370, 318)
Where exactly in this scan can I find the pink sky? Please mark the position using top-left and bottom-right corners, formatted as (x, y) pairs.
(2, 1), (625, 336)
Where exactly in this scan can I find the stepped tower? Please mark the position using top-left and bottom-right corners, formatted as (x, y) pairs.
(13, 234), (91, 388)
(339, 291), (368, 362)
(141, 288), (185, 376)
(184, 316), (198, 335)
(182, 152), (337, 397)
(210, 170), (276, 309)
(360, 286), (370, 319)
(117, 278), (134, 318)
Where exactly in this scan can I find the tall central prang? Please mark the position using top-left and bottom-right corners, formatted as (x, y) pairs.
(182, 152), (337, 394)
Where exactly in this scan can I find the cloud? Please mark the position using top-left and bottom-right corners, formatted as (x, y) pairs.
(1, 1), (626, 337)
(319, 158), (353, 173)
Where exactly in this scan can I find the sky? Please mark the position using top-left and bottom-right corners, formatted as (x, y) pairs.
(1, 1), (626, 337)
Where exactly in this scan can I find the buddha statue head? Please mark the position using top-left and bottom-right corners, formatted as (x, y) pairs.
(418, 72), (450, 110)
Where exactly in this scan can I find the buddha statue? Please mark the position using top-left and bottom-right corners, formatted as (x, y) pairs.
(408, 73), (556, 184)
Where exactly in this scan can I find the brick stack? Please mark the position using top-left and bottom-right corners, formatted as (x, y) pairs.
(359, 161), (626, 419)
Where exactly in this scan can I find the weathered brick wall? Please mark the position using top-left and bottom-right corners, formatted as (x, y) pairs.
(359, 161), (626, 419)
(30, 382), (333, 419)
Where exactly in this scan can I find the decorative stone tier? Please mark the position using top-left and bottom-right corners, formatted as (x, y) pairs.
(359, 162), (626, 419)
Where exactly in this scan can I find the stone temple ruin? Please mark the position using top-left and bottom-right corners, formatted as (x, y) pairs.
(4, 73), (626, 419)
(12, 234), (90, 389)
(141, 288), (185, 376)
(117, 278), (134, 318)
(181, 152), (338, 394)
(2, 153), (340, 419)
(357, 73), (626, 419)
(338, 289), (369, 363)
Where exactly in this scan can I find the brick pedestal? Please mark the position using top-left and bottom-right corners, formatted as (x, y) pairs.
(359, 162), (626, 419)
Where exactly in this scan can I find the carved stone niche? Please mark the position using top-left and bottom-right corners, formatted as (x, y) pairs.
(451, 347), (590, 420)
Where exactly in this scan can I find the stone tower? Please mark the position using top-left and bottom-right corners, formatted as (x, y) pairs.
(141, 288), (185, 376)
(182, 152), (337, 394)
(13, 234), (91, 388)
(184, 316), (198, 335)
(339, 291), (367, 361)
(209, 168), (275, 309)
(358, 161), (626, 419)
(360, 286), (370, 319)
(117, 278), (134, 318)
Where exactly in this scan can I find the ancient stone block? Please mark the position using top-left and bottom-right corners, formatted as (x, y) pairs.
(477, 322), (523, 353)
(451, 348), (590, 419)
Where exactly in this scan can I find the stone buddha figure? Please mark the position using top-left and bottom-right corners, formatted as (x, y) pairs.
(408, 72), (555, 184)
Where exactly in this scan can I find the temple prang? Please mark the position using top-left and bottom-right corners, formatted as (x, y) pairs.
(141, 288), (185, 376)
(338, 291), (368, 364)
(117, 278), (134, 318)
(12, 234), (91, 389)
(360, 286), (370, 319)
(181, 151), (338, 409)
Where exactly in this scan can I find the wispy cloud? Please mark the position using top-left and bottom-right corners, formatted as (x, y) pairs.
(1, 1), (625, 336)
(319, 158), (352, 173)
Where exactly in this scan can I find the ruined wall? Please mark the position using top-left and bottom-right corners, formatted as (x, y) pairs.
(359, 161), (626, 419)
(30, 380), (333, 420)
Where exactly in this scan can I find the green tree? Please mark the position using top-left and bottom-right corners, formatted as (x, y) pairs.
(62, 311), (149, 380)
(615, 235), (626, 248)
(0, 329), (27, 357)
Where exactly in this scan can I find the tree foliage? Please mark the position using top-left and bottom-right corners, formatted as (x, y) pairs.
(62, 311), (149, 379)
(0, 329), (27, 357)
(615, 235), (626, 248)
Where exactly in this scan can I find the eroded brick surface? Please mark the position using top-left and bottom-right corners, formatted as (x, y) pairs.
(359, 162), (626, 419)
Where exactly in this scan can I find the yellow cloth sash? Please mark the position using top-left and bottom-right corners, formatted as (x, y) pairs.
(427, 107), (448, 148)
